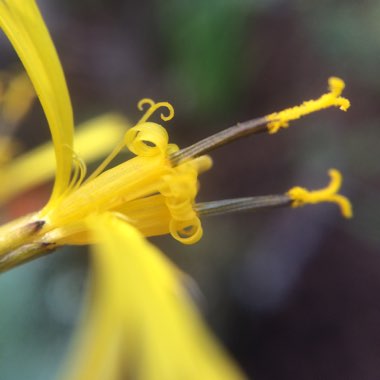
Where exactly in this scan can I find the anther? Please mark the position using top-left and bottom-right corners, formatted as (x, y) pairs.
(287, 169), (353, 218)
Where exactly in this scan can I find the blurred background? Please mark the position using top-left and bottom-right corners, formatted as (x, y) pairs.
(0, 0), (379, 379)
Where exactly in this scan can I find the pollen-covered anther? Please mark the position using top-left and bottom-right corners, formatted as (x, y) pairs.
(287, 169), (353, 218)
(266, 77), (351, 134)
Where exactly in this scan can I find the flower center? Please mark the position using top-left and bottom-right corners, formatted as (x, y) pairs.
(43, 99), (211, 245)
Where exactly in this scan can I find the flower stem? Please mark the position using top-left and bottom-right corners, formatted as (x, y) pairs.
(0, 214), (55, 272)
(0, 241), (55, 272)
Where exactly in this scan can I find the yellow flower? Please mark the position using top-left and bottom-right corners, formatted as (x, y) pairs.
(0, 1), (353, 379)
(0, 71), (35, 167)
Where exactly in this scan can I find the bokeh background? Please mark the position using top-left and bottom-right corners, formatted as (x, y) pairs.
(0, 0), (379, 379)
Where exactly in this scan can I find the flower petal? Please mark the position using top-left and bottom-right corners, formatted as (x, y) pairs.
(0, 114), (128, 205)
(59, 213), (245, 380)
(0, 0), (74, 203)
(0, 71), (35, 127)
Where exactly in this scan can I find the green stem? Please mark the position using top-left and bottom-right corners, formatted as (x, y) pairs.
(0, 212), (55, 272)
(0, 241), (56, 272)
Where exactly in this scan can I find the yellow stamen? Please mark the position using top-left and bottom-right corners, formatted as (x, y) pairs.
(287, 169), (353, 218)
(267, 77), (350, 134)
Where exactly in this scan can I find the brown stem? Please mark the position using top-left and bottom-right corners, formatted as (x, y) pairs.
(196, 194), (292, 217)
(0, 242), (56, 273)
(170, 116), (268, 165)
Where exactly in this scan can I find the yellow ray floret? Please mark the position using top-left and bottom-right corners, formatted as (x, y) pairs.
(58, 213), (245, 380)
(0, 137), (18, 166)
(0, 71), (35, 126)
(266, 77), (350, 134)
(0, 114), (128, 205)
(0, 0), (74, 204)
(287, 169), (352, 218)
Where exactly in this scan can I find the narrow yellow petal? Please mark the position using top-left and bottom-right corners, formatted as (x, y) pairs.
(0, 136), (18, 166)
(0, 71), (35, 126)
(0, 0), (74, 203)
(0, 114), (128, 205)
(115, 194), (172, 237)
(59, 213), (245, 380)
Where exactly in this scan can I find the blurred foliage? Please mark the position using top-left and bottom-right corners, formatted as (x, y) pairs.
(157, 0), (249, 115)
(296, 1), (380, 88)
